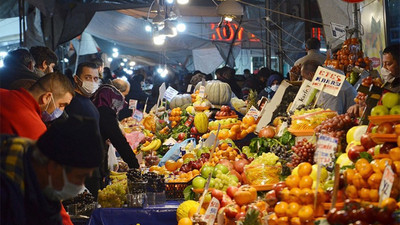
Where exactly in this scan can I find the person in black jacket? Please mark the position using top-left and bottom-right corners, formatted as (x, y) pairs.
(92, 81), (140, 178)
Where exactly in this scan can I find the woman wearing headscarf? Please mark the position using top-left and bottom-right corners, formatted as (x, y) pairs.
(258, 73), (283, 100)
(92, 82), (140, 181)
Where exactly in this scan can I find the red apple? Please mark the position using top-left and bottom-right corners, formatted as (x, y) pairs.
(380, 142), (397, 154)
(360, 134), (377, 149)
(348, 145), (366, 162)
(367, 147), (375, 156)
(224, 203), (240, 218)
(265, 190), (277, 206)
(273, 181), (287, 196)
(233, 159), (249, 174)
(220, 195), (233, 207)
(229, 169), (242, 183)
(235, 212), (246, 221)
(226, 186), (239, 199)
(190, 126), (198, 134)
(258, 126), (275, 138)
(211, 189), (224, 201)
(377, 122), (395, 134)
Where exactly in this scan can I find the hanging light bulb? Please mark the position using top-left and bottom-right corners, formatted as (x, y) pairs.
(152, 12), (165, 24)
(159, 21), (177, 37)
(217, 0), (243, 21)
(145, 25), (152, 32)
(176, 23), (186, 32)
(177, 0), (189, 4)
(153, 35), (166, 45)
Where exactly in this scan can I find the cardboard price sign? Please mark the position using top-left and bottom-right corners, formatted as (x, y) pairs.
(132, 110), (143, 121)
(331, 22), (346, 40)
(245, 106), (260, 120)
(163, 86), (179, 102)
(203, 197), (220, 225)
(199, 86), (206, 98)
(311, 66), (346, 96)
(314, 134), (338, 170)
(129, 99), (137, 110)
(379, 164), (395, 205)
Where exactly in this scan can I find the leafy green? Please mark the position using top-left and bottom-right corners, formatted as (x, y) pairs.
(183, 185), (195, 200)
(240, 208), (261, 225)
(242, 146), (257, 158)
(360, 152), (373, 162)
(279, 131), (295, 147)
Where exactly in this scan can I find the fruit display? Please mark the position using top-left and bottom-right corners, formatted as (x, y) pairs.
(62, 190), (95, 214)
(244, 152), (282, 185)
(98, 182), (127, 208)
(289, 108), (337, 131)
(215, 105), (237, 119)
(288, 138), (316, 168)
(208, 118), (240, 130)
(231, 97), (247, 115)
(170, 94), (192, 109)
(194, 112), (209, 134)
(371, 92), (400, 116)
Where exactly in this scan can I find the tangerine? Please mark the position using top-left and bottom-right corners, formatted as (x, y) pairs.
(277, 216), (289, 225)
(268, 213), (278, 225)
(231, 125), (241, 133)
(355, 158), (369, 172)
(299, 176), (313, 189)
(289, 188), (301, 203)
(300, 188), (313, 205)
(367, 173), (382, 189)
(298, 205), (314, 222)
(344, 168), (355, 185)
(352, 173), (368, 189)
(290, 217), (301, 225)
(165, 160), (178, 171)
(188, 206), (205, 218)
(285, 175), (300, 189)
(287, 202), (301, 217)
(298, 162), (312, 177)
(378, 158), (393, 173)
(359, 162), (373, 179)
(274, 201), (288, 217)
(345, 185), (358, 199)
(369, 189), (379, 202)
(370, 160), (381, 173)
(178, 217), (193, 225)
(381, 197), (398, 212)
(358, 188), (370, 201)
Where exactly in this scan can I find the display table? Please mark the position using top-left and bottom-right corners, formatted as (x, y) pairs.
(88, 201), (181, 225)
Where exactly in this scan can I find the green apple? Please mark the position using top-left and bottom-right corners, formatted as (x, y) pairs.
(212, 164), (229, 177)
(229, 174), (239, 183)
(201, 165), (214, 178)
(192, 176), (206, 189)
(196, 147), (210, 158)
(390, 105), (400, 115)
(382, 92), (400, 108)
(371, 105), (389, 116)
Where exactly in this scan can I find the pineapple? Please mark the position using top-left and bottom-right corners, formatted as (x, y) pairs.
(246, 89), (258, 113)
(238, 208), (261, 225)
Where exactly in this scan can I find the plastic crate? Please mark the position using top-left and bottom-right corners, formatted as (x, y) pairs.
(165, 182), (189, 200)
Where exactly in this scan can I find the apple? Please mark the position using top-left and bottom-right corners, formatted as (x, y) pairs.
(382, 92), (400, 108)
(201, 165), (214, 178)
(265, 190), (278, 206)
(209, 178), (215, 188)
(220, 195), (233, 207)
(178, 132), (187, 140)
(192, 176), (206, 189)
(380, 142), (397, 154)
(233, 158), (249, 174)
(273, 181), (287, 200)
(377, 122), (394, 134)
(347, 145), (366, 162)
(390, 105), (400, 115)
(213, 164), (229, 177)
(224, 203), (240, 218)
(235, 212), (246, 221)
(367, 147), (375, 156)
(226, 186), (239, 199)
(371, 105), (389, 116)
(360, 134), (377, 149)
(190, 126), (198, 134)
(211, 189), (224, 201)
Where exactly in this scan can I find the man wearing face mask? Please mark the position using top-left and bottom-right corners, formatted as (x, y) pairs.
(0, 72), (74, 140)
(29, 46), (58, 77)
(380, 44), (400, 93)
(65, 62), (100, 127)
(0, 115), (103, 225)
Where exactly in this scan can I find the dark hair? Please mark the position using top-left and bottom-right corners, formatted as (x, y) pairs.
(29, 46), (58, 68)
(132, 74), (144, 83)
(257, 67), (271, 79)
(220, 66), (235, 79)
(305, 38), (321, 50)
(30, 72), (75, 99)
(302, 60), (321, 74)
(4, 48), (35, 68)
(244, 69), (250, 73)
(76, 62), (98, 77)
(383, 44), (400, 64)
(90, 57), (104, 68)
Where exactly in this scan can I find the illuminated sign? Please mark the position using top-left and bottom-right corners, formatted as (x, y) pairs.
(210, 23), (260, 42)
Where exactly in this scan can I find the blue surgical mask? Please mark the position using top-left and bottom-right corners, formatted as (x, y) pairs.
(44, 168), (85, 201)
(42, 94), (63, 122)
(270, 84), (279, 92)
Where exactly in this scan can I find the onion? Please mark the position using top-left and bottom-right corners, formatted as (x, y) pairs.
(258, 126), (276, 138)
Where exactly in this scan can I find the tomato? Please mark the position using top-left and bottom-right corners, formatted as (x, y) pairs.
(224, 203), (240, 218)
(233, 185), (257, 206)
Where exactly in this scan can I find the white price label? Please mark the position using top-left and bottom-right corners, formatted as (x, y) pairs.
(314, 134), (338, 170)
(163, 86), (179, 102)
(310, 66), (346, 97)
(203, 197), (220, 225)
(129, 99), (137, 110)
(199, 86), (206, 98)
(132, 110), (143, 121)
(379, 164), (395, 205)
(187, 84), (193, 93)
(245, 106), (260, 120)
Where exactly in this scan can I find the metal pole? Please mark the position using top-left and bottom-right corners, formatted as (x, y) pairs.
(278, 3), (283, 74)
(353, 3), (359, 38)
(18, 0), (24, 47)
(265, 0), (271, 68)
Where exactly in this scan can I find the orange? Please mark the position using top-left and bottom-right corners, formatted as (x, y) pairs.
(188, 206), (205, 218)
(298, 205), (314, 222)
(352, 173), (368, 189)
(367, 173), (382, 189)
(369, 189), (379, 202)
(228, 130), (237, 140)
(277, 216), (289, 225)
(381, 197), (398, 212)
(299, 176), (313, 189)
(231, 125), (241, 133)
(287, 202), (301, 217)
(219, 142), (229, 150)
(358, 188), (370, 201)
(298, 162), (312, 177)
(393, 161), (400, 176)
(243, 116), (255, 125)
(359, 162), (373, 179)
(182, 153), (196, 161)
(239, 130), (248, 139)
(218, 129), (229, 140)
(165, 160), (178, 171)
(267, 213), (278, 225)
(280, 188), (290, 202)
(355, 158), (369, 172)
(344, 168), (355, 185)
(378, 158), (393, 173)
(290, 217), (301, 225)
(274, 201), (289, 217)
(192, 169), (200, 176)
(178, 217), (193, 225)
(345, 185), (358, 199)
(289, 187), (301, 203)
(370, 160), (381, 173)
(299, 188), (313, 205)
(285, 175), (300, 189)
(246, 124), (257, 133)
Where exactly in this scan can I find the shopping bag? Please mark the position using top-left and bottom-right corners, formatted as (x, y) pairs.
(108, 143), (119, 171)
(158, 138), (196, 166)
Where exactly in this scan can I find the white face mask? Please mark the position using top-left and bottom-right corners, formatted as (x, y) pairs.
(381, 67), (395, 83)
(270, 84), (279, 92)
(43, 168), (85, 201)
(76, 76), (99, 96)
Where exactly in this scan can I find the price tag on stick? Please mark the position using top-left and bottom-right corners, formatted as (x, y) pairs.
(187, 84), (193, 93)
(199, 86), (206, 98)
(163, 86), (179, 102)
(203, 197), (220, 225)
(314, 134), (338, 171)
(311, 66), (346, 97)
(129, 99), (137, 110)
(379, 164), (395, 206)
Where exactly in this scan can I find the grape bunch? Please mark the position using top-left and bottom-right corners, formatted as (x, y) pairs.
(314, 113), (357, 147)
(98, 182), (127, 208)
(62, 190), (95, 212)
(143, 172), (165, 192)
(354, 92), (367, 104)
(270, 145), (292, 163)
(288, 139), (316, 168)
(127, 168), (144, 182)
(214, 170), (238, 191)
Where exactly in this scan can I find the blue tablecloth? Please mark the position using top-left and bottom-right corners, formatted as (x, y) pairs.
(88, 201), (181, 225)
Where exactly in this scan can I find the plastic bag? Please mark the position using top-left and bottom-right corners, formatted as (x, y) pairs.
(158, 138), (196, 166)
(108, 144), (119, 171)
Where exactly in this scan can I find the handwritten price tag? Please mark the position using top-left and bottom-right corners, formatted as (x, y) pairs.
(163, 86), (179, 102)
(245, 106), (260, 120)
(379, 164), (395, 205)
(132, 110), (143, 121)
(314, 134), (338, 170)
(203, 197), (220, 225)
(129, 99), (137, 110)
(199, 86), (206, 98)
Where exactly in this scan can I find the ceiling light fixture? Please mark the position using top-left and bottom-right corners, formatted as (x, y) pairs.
(216, 0), (243, 21)
(177, 0), (189, 4)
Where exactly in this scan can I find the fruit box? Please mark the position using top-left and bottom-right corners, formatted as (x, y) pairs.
(165, 182), (189, 200)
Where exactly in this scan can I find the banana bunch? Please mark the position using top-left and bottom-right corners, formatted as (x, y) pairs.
(109, 171), (127, 181)
(140, 138), (162, 152)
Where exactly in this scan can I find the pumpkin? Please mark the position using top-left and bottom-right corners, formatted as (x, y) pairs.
(194, 112), (209, 134)
(170, 94), (192, 109)
(176, 200), (199, 221)
(195, 80), (232, 105)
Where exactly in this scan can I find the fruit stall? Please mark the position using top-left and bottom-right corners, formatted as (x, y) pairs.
(64, 42), (400, 225)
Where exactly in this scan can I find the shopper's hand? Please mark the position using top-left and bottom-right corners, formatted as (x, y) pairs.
(347, 104), (365, 117)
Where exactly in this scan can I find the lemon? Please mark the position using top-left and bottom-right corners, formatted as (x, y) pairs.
(336, 153), (353, 167)
(310, 164), (328, 182)
(346, 125), (368, 144)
